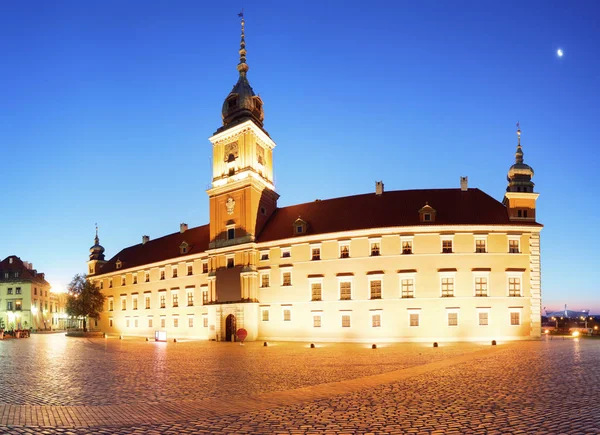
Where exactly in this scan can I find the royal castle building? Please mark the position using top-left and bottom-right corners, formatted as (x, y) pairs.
(88, 18), (542, 343)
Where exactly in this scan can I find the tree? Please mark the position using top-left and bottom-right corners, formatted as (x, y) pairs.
(66, 274), (106, 332)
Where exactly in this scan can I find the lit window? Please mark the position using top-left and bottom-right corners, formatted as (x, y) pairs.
(372, 313), (381, 328)
(441, 278), (454, 297)
(172, 293), (179, 308)
(202, 262), (208, 274)
(108, 299), (114, 311)
(133, 275), (138, 285)
(145, 296), (151, 309)
(145, 272), (150, 282)
(370, 242), (380, 256)
(479, 312), (489, 326)
(160, 269), (165, 280)
(509, 239), (520, 253)
(313, 315), (322, 328)
(15, 301), (22, 311)
(283, 309), (291, 321)
(401, 279), (414, 298)
(148, 318), (153, 328)
(340, 281), (351, 300)
(311, 247), (321, 260)
(261, 309), (269, 321)
(281, 248), (291, 258)
(339, 244), (350, 258)
(121, 299), (126, 311)
(133, 298), (138, 310)
(160, 294), (166, 309)
(202, 289), (208, 304)
(260, 273), (270, 288)
(172, 267), (178, 278)
(173, 317), (179, 328)
(442, 240), (453, 253)
(509, 278), (521, 297)
(475, 277), (488, 297)
(510, 312), (521, 325)
(160, 317), (166, 328)
(188, 317), (194, 328)
(409, 313), (419, 327)
(475, 239), (487, 253)
(311, 283), (322, 301)
(370, 280), (382, 299)
(188, 264), (193, 276)
(402, 240), (413, 255)
(341, 314), (351, 327)
(282, 271), (292, 286)
(187, 292), (194, 306)
(447, 312), (458, 326)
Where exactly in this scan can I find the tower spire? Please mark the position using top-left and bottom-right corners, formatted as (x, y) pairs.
(95, 223), (99, 245)
(515, 122), (524, 164)
(237, 10), (249, 76)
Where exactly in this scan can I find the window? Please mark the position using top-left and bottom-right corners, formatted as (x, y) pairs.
(447, 312), (458, 326)
(3, 272), (8, 279)
(109, 299), (114, 311)
(126, 318), (130, 328)
(261, 308), (270, 321)
(100, 281), (104, 289)
(203, 316), (208, 328)
(260, 251), (269, 261)
(109, 279), (113, 288)
(442, 239), (453, 253)
(260, 273), (270, 288)
(370, 242), (380, 256)
(281, 248), (291, 258)
(341, 314), (351, 327)
(227, 228), (235, 240)
(145, 296), (151, 309)
(295, 225), (303, 234)
(134, 318), (139, 328)
(282, 271), (292, 286)
(202, 288), (208, 305)
(409, 313), (420, 327)
(172, 293), (179, 308)
(6, 301), (13, 311)
(160, 294), (166, 309)
(313, 315), (322, 328)
(475, 239), (487, 253)
(202, 262), (208, 274)
(479, 312), (489, 326)
(510, 312), (521, 325)
(172, 267), (178, 278)
(160, 269), (165, 280)
(15, 300), (22, 311)
(311, 246), (321, 260)
(401, 279), (414, 298)
(283, 308), (291, 321)
(509, 239), (520, 253)
(7, 288), (12, 295)
(16, 287), (21, 295)
(372, 313), (381, 328)
(188, 317), (194, 328)
(188, 264), (193, 276)
(227, 257), (234, 268)
(133, 298), (138, 310)
(187, 291), (194, 306)
(160, 317), (166, 328)
(173, 317), (179, 328)
(311, 282), (322, 301)
(441, 278), (454, 297)
(121, 276), (126, 286)
(423, 213), (431, 222)
(509, 277), (521, 297)
(475, 277), (488, 297)
(133, 275), (138, 285)
(121, 299), (127, 311)
(370, 280), (382, 299)
(109, 318), (113, 327)
(402, 240), (413, 255)
(145, 272), (150, 282)
(340, 281), (352, 300)
(148, 318), (153, 328)
(339, 244), (350, 258)
(34, 288), (37, 295)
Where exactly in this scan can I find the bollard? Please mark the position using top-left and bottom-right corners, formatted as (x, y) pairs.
(173, 338), (177, 343)
(119, 335), (123, 340)
(491, 340), (497, 346)
(145, 337), (149, 342)
(433, 342), (438, 348)
(372, 344), (377, 349)
(263, 341), (268, 347)
(310, 343), (315, 348)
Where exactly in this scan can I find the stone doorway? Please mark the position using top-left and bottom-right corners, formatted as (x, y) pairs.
(225, 314), (236, 342)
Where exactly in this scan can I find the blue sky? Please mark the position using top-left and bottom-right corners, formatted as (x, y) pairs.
(1, 1), (598, 313)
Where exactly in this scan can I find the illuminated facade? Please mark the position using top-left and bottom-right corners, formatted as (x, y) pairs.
(89, 18), (542, 343)
(0, 256), (63, 330)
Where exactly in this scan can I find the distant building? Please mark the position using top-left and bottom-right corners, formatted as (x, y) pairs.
(0, 256), (64, 330)
(88, 18), (542, 343)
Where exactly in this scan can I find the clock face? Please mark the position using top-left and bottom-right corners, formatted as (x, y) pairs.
(224, 142), (239, 162)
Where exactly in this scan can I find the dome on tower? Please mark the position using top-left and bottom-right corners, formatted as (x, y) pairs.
(219, 15), (265, 132)
(89, 227), (105, 261)
(506, 127), (535, 193)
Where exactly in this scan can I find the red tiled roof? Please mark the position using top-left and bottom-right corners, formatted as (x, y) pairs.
(98, 224), (210, 275)
(0, 256), (50, 286)
(257, 188), (541, 242)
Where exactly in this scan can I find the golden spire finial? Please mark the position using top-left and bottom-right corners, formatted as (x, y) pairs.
(516, 121), (521, 146)
(237, 10), (249, 76)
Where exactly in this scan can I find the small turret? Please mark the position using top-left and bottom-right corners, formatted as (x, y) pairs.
(88, 225), (106, 276)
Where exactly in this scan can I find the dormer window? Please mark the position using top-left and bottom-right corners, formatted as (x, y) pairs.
(180, 242), (189, 255)
(116, 259), (122, 270)
(293, 218), (307, 236)
(419, 203), (437, 223)
(281, 248), (291, 258)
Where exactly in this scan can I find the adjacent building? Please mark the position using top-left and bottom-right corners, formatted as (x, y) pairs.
(0, 256), (64, 330)
(88, 17), (542, 342)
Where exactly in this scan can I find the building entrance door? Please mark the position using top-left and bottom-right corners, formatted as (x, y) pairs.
(225, 314), (236, 342)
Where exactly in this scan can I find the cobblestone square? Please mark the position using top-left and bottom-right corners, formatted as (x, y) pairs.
(1, 335), (599, 434)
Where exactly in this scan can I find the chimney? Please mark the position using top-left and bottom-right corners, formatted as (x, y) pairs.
(375, 181), (384, 196)
(460, 176), (468, 192)
(142, 235), (150, 245)
(180, 223), (188, 233)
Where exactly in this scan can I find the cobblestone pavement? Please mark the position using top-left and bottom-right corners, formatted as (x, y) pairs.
(1, 335), (599, 434)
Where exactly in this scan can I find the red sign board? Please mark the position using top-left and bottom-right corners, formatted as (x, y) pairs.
(236, 328), (248, 342)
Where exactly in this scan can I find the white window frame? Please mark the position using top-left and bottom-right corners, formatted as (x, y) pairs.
(407, 309), (421, 327)
(282, 306), (292, 322)
(132, 294), (138, 310)
(369, 237), (381, 256)
(312, 313), (322, 328)
(120, 295), (127, 311)
(201, 285), (209, 305)
(370, 309), (382, 328)
(108, 297), (114, 311)
(441, 235), (454, 253)
(338, 277), (353, 300)
(308, 276), (324, 301)
(368, 274), (384, 299)
(125, 317), (130, 328)
(261, 307), (270, 322)
(187, 262), (194, 276)
(508, 235), (521, 253)
(226, 254), (235, 268)
(509, 307), (522, 326)
(259, 250), (270, 261)
(280, 247), (291, 258)
(186, 287), (195, 306)
(280, 267), (293, 287)
(340, 311), (352, 328)
(401, 236), (414, 254)
(202, 261), (208, 274)
(473, 271), (490, 297)
(339, 241), (350, 258)
(310, 243), (322, 260)
(202, 313), (208, 328)
(187, 314), (194, 328)
(477, 307), (490, 326)
(148, 316), (153, 328)
(506, 271), (524, 297)
(474, 235), (488, 253)
(159, 268), (166, 280)
(160, 316), (166, 329)
(260, 271), (270, 288)
(439, 271), (456, 297)
(398, 271), (417, 298)
(173, 315), (179, 328)
(446, 308), (459, 327)
(171, 288), (180, 307)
